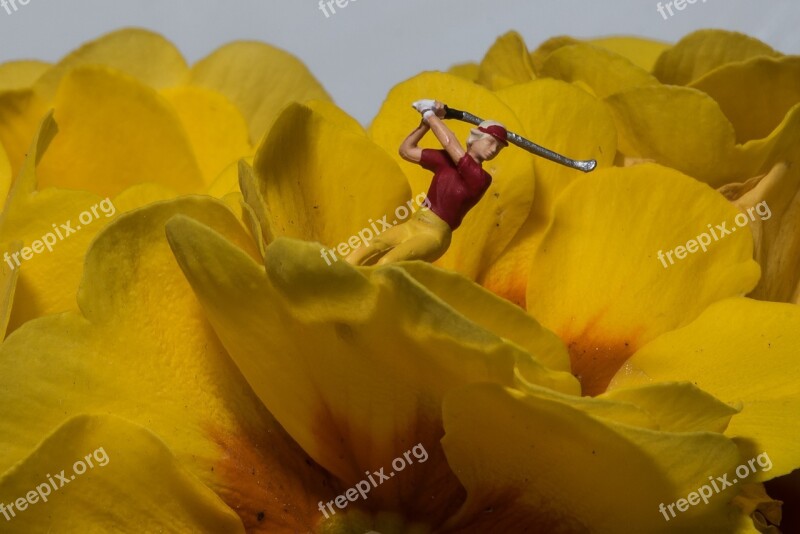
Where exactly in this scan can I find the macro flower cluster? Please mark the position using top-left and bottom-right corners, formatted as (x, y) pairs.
(0, 27), (797, 533)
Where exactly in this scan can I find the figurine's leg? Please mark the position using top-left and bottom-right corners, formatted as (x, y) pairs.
(375, 220), (451, 265)
(344, 224), (411, 266)
(344, 239), (391, 266)
(375, 208), (452, 265)
(375, 232), (450, 265)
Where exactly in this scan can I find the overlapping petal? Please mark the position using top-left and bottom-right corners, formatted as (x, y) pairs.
(161, 86), (254, 184)
(0, 415), (245, 533)
(653, 30), (781, 86)
(33, 28), (189, 101)
(539, 43), (659, 99)
(441, 383), (745, 533)
(690, 56), (800, 143)
(597, 382), (739, 433)
(249, 102), (411, 252)
(397, 261), (571, 375)
(589, 37), (669, 72)
(606, 86), (800, 187)
(526, 164), (759, 395)
(0, 114), (178, 331)
(530, 35), (668, 75)
(1, 28), (323, 197)
(476, 30), (536, 90)
(0, 89), (47, 174)
(0, 196), (335, 532)
(611, 297), (800, 479)
(604, 30), (797, 189)
(0, 61), (50, 92)
(0, 241), (19, 339)
(447, 62), (479, 83)
(529, 36), (580, 74)
(166, 219), (579, 525)
(36, 66), (204, 196)
(189, 42), (331, 144)
(481, 78), (618, 304)
(0, 140), (10, 204)
(724, 162), (800, 304)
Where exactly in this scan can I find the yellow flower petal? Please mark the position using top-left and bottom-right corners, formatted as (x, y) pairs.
(0, 140), (10, 204)
(0, 415), (244, 533)
(190, 42), (331, 144)
(237, 159), (272, 256)
(0, 60), (50, 91)
(447, 62), (479, 82)
(653, 29), (781, 86)
(609, 80), (800, 188)
(479, 78), (618, 305)
(476, 31), (536, 90)
(598, 382), (739, 433)
(529, 36), (580, 74)
(0, 197), (332, 532)
(253, 102), (411, 251)
(161, 86), (253, 185)
(527, 164), (760, 395)
(441, 383), (744, 532)
(497, 78), (617, 215)
(606, 85), (737, 186)
(0, 241), (20, 339)
(167, 223), (577, 523)
(306, 99), (366, 135)
(737, 104), (800, 177)
(611, 297), (800, 478)
(33, 28), (189, 101)
(0, 114), (108, 330)
(368, 72), (535, 279)
(36, 66), (204, 196)
(690, 56), (800, 143)
(530, 36), (668, 75)
(0, 89), (47, 174)
(723, 162), (800, 304)
(1, 114), (178, 331)
(540, 43), (659, 98)
(397, 261), (574, 376)
(206, 159), (243, 198)
(589, 36), (670, 72)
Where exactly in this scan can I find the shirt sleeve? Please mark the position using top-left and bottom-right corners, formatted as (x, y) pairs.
(420, 149), (446, 172)
(457, 154), (492, 189)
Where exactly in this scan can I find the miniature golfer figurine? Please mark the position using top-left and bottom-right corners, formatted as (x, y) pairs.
(345, 99), (507, 266)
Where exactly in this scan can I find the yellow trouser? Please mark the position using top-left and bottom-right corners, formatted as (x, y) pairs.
(345, 208), (452, 266)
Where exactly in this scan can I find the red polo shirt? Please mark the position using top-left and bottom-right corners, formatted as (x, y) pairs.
(419, 149), (492, 230)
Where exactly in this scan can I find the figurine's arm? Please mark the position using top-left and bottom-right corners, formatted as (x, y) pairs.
(426, 111), (466, 164)
(398, 121), (430, 163)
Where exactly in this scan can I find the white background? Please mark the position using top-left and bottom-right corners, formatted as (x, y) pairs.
(1, 0), (798, 124)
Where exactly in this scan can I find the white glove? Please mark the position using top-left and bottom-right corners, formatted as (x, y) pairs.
(412, 99), (436, 114)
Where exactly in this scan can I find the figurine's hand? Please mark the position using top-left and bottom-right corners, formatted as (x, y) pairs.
(412, 99), (436, 114)
(433, 101), (446, 118)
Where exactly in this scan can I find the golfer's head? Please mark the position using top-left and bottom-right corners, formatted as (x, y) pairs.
(467, 120), (508, 161)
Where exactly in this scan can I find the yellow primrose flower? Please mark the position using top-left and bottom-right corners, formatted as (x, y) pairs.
(0, 29), (329, 334)
(468, 30), (800, 308)
(0, 27), (798, 534)
(435, 30), (800, 528)
(0, 175), (782, 531)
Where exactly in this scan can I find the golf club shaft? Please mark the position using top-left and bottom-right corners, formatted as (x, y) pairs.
(443, 106), (597, 173)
